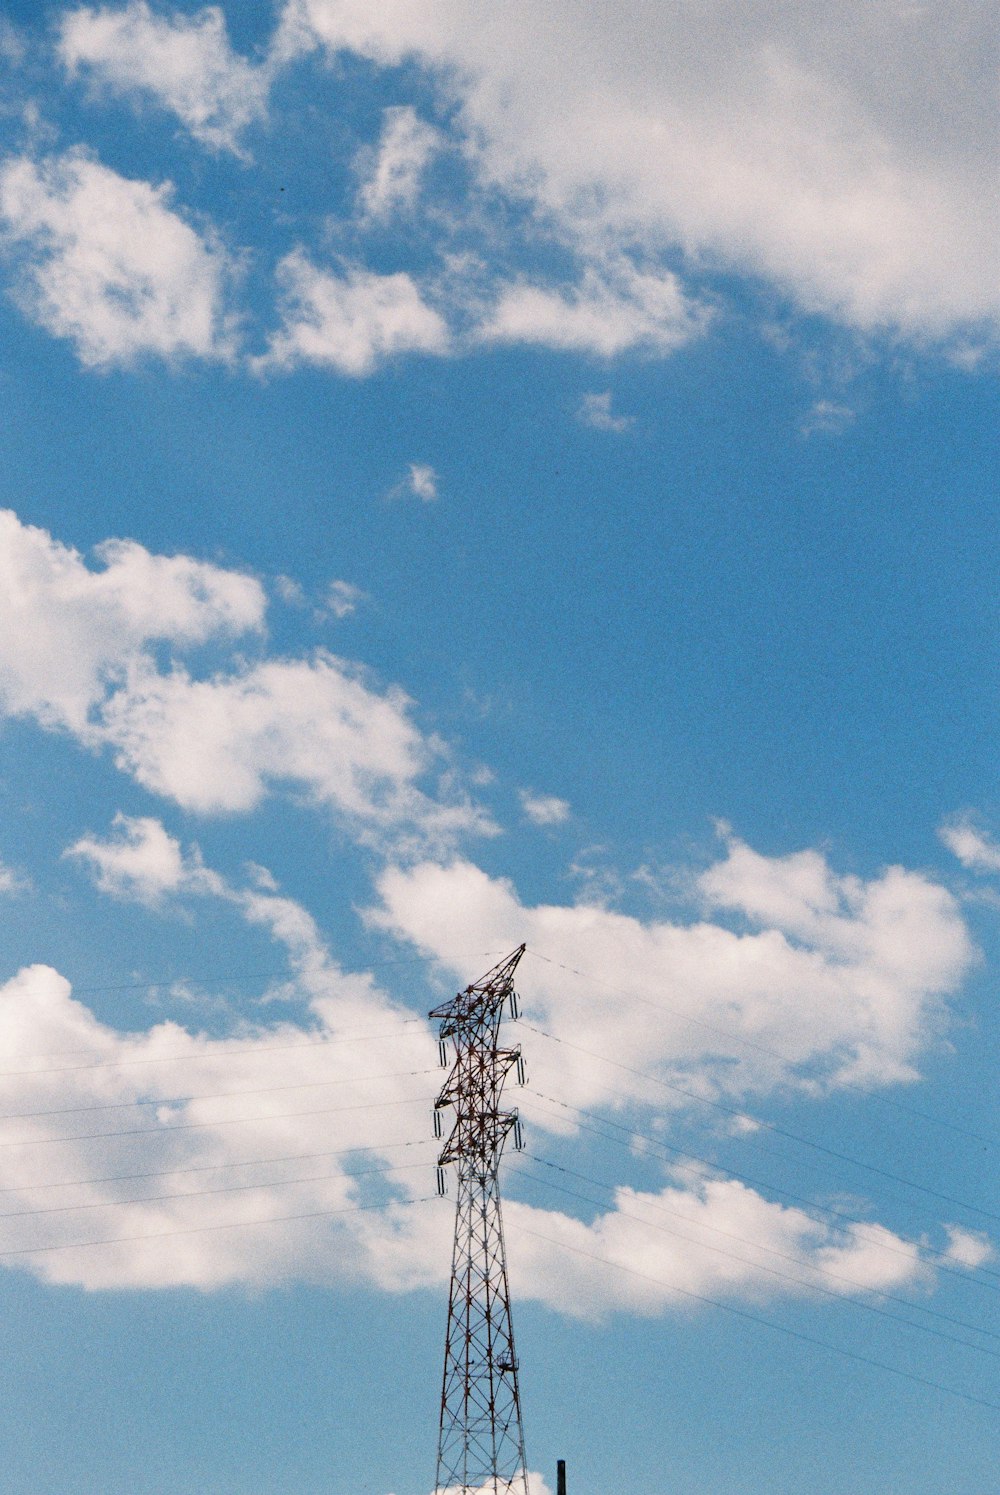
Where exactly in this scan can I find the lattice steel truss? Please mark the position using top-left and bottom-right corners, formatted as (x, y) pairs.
(431, 945), (529, 1495)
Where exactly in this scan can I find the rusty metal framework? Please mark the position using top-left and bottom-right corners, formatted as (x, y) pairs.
(431, 945), (529, 1495)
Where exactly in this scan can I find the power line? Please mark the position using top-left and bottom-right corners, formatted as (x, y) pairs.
(515, 1154), (1000, 1359)
(515, 1223), (1000, 1415)
(0, 1064), (438, 1124)
(0, 1155), (438, 1224)
(0, 1137), (432, 1196)
(0, 1092), (430, 1151)
(522, 1076), (987, 1268)
(0, 1020), (430, 1080)
(0, 1193), (438, 1262)
(523, 945), (994, 1148)
(519, 1089), (1000, 1295)
(64, 950), (502, 1000)
(518, 1020), (1000, 1229)
(4, 949), (501, 1068)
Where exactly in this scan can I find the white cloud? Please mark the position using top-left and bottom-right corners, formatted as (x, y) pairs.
(2, 947), (924, 1305)
(0, 860), (25, 894)
(59, 1), (269, 156)
(501, 1177), (929, 1321)
(370, 834), (973, 1108)
(0, 935), (439, 1291)
(0, 17), (25, 64)
(519, 790), (570, 827)
(799, 399), (856, 437)
(343, 1144), (938, 1316)
(478, 259), (703, 357)
(99, 653), (486, 837)
(35, 825), (950, 1306)
(358, 105), (441, 221)
(326, 579), (365, 618)
(258, 251), (450, 375)
(0, 508), (265, 735)
(942, 1225), (994, 1270)
(66, 813), (223, 905)
(389, 463), (439, 502)
(436, 1477), (544, 1495)
(0, 148), (236, 367)
(939, 815), (1000, 874)
(0, 510), (490, 845)
(274, 574), (366, 619)
(275, 573), (306, 606)
(697, 839), (972, 1030)
(288, 0), (1000, 343)
(577, 391), (633, 433)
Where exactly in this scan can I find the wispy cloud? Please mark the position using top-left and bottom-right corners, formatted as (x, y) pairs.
(939, 814), (1000, 874)
(357, 105), (441, 222)
(389, 464), (439, 502)
(577, 390), (634, 433)
(799, 399), (856, 437)
(67, 812), (223, 906)
(326, 579), (366, 618)
(519, 789), (571, 826)
(59, 0), (270, 157)
(943, 1224), (994, 1270)
(0, 858), (26, 894)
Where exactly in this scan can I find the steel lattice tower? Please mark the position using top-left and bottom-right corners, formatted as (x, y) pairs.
(430, 945), (529, 1495)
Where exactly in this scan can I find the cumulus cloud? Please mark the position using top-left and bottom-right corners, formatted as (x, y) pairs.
(318, 1117), (940, 1319)
(519, 790), (570, 827)
(59, 1), (269, 156)
(501, 1178), (929, 1321)
(0, 925), (439, 1291)
(370, 835), (973, 1108)
(0, 509), (490, 845)
(0, 148), (236, 367)
(0, 508), (265, 735)
(15, 3), (997, 372)
(358, 105), (441, 221)
(0, 949), (937, 1302)
(99, 654), (487, 837)
(9, 820), (947, 1306)
(258, 251), (450, 375)
(939, 815), (1000, 874)
(286, 0), (1000, 344)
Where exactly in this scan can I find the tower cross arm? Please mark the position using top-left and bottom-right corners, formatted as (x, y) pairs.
(429, 945), (526, 1027)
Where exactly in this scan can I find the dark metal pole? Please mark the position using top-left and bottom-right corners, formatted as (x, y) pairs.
(557, 1460), (566, 1495)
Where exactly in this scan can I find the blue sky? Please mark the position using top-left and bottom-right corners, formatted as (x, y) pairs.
(0, 4), (998, 1493)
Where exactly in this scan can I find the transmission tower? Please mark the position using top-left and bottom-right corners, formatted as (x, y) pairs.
(431, 945), (529, 1495)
